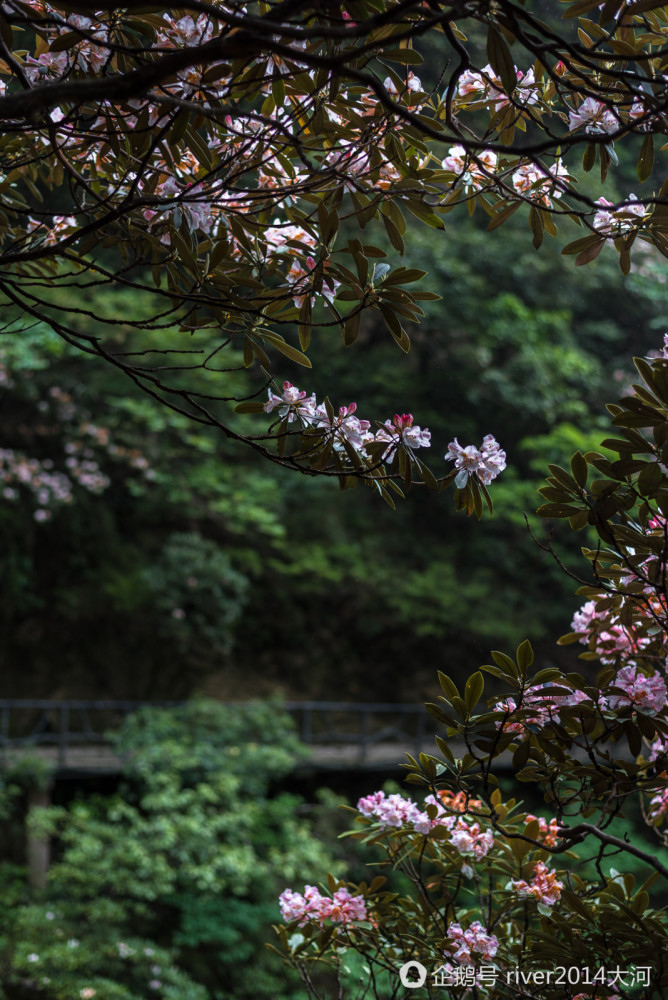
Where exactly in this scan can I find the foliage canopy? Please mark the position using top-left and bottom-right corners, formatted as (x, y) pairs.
(2, 0), (668, 506)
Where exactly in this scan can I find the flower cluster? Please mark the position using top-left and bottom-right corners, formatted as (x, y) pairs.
(436, 790), (483, 813)
(568, 97), (619, 134)
(607, 665), (667, 716)
(648, 734), (668, 762)
(647, 786), (668, 824)
(511, 861), (564, 907)
(457, 64), (539, 109)
(375, 413), (432, 460)
(357, 791), (495, 859)
(511, 161), (570, 208)
(446, 436), (506, 486)
(263, 382), (433, 464)
(571, 600), (651, 664)
(441, 146), (498, 192)
(593, 196), (646, 236)
(357, 790), (432, 834)
(493, 684), (592, 733)
(279, 885), (367, 927)
(524, 814), (561, 848)
(445, 921), (499, 965)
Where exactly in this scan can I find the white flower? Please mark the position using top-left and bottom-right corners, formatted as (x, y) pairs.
(593, 194), (646, 236)
(446, 435), (506, 485)
(568, 97), (618, 134)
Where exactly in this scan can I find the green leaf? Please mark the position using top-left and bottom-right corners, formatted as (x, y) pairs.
(570, 451), (588, 488)
(233, 401), (266, 413)
(512, 740), (531, 769)
(49, 30), (83, 52)
(434, 735), (455, 763)
(381, 47), (424, 66)
(516, 639), (534, 675)
(343, 311), (361, 346)
(529, 206), (543, 249)
(582, 142), (597, 172)
(487, 201), (521, 231)
(438, 671), (460, 701)
(637, 133), (654, 182)
(464, 672), (484, 712)
(486, 27), (517, 96)
(265, 338), (312, 368)
(637, 461), (663, 496)
(382, 212), (405, 253)
(404, 200), (445, 229)
(491, 650), (519, 678)
(576, 238), (605, 266)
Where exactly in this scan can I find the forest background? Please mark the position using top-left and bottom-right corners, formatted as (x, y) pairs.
(3, 2), (668, 997)
(2, 171), (665, 705)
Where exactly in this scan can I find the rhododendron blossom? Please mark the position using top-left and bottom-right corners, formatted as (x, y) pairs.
(357, 790), (431, 834)
(446, 435), (506, 486)
(648, 734), (668, 762)
(263, 382), (317, 423)
(374, 413), (431, 461)
(436, 790), (483, 813)
(493, 685), (592, 732)
(279, 885), (367, 927)
(606, 665), (667, 716)
(525, 814), (561, 848)
(511, 161), (570, 208)
(568, 97), (619, 134)
(647, 786), (668, 824)
(512, 861), (564, 906)
(445, 921), (499, 965)
(441, 146), (498, 191)
(571, 600), (650, 664)
(593, 195), (646, 236)
(456, 64), (539, 108)
(357, 791), (494, 857)
(448, 820), (494, 860)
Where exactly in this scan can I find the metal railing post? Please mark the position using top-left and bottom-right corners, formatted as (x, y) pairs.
(302, 706), (312, 745)
(58, 705), (69, 769)
(360, 709), (369, 763)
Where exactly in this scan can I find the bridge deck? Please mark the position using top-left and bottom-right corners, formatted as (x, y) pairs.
(0, 740), (446, 774)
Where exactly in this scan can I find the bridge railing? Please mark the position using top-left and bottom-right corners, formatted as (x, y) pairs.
(0, 699), (432, 769)
(0, 700), (182, 769)
(283, 700), (428, 763)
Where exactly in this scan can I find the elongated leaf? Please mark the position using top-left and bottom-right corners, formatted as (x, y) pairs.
(486, 27), (516, 96)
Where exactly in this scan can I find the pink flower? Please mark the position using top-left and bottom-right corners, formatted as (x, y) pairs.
(511, 160), (570, 208)
(525, 814), (560, 847)
(456, 64), (539, 108)
(374, 413), (431, 460)
(593, 194), (646, 236)
(571, 600), (601, 637)
(648, 735), (668, 762)
(445, 921), (499, 965)
(313, 402), (373, 455)
(441, 146), (498, 190)
(448, 820), (494, 860)
(446, 435), (506, 485)
(569, 97), (618, 134)
(279, 885), (367, 926)
(263, 381), (316, 423)
(357, 790), (431, 833)
(647, 787), (668, 824)
(607, 665), (667, 716)
(512, 861), (563, 906)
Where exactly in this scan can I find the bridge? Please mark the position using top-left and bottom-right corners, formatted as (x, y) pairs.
(0, 698), (446, 775)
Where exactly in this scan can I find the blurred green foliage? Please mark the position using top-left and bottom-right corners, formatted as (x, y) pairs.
(1, 185), (666, 700)
(1, 702), (336, 1000)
